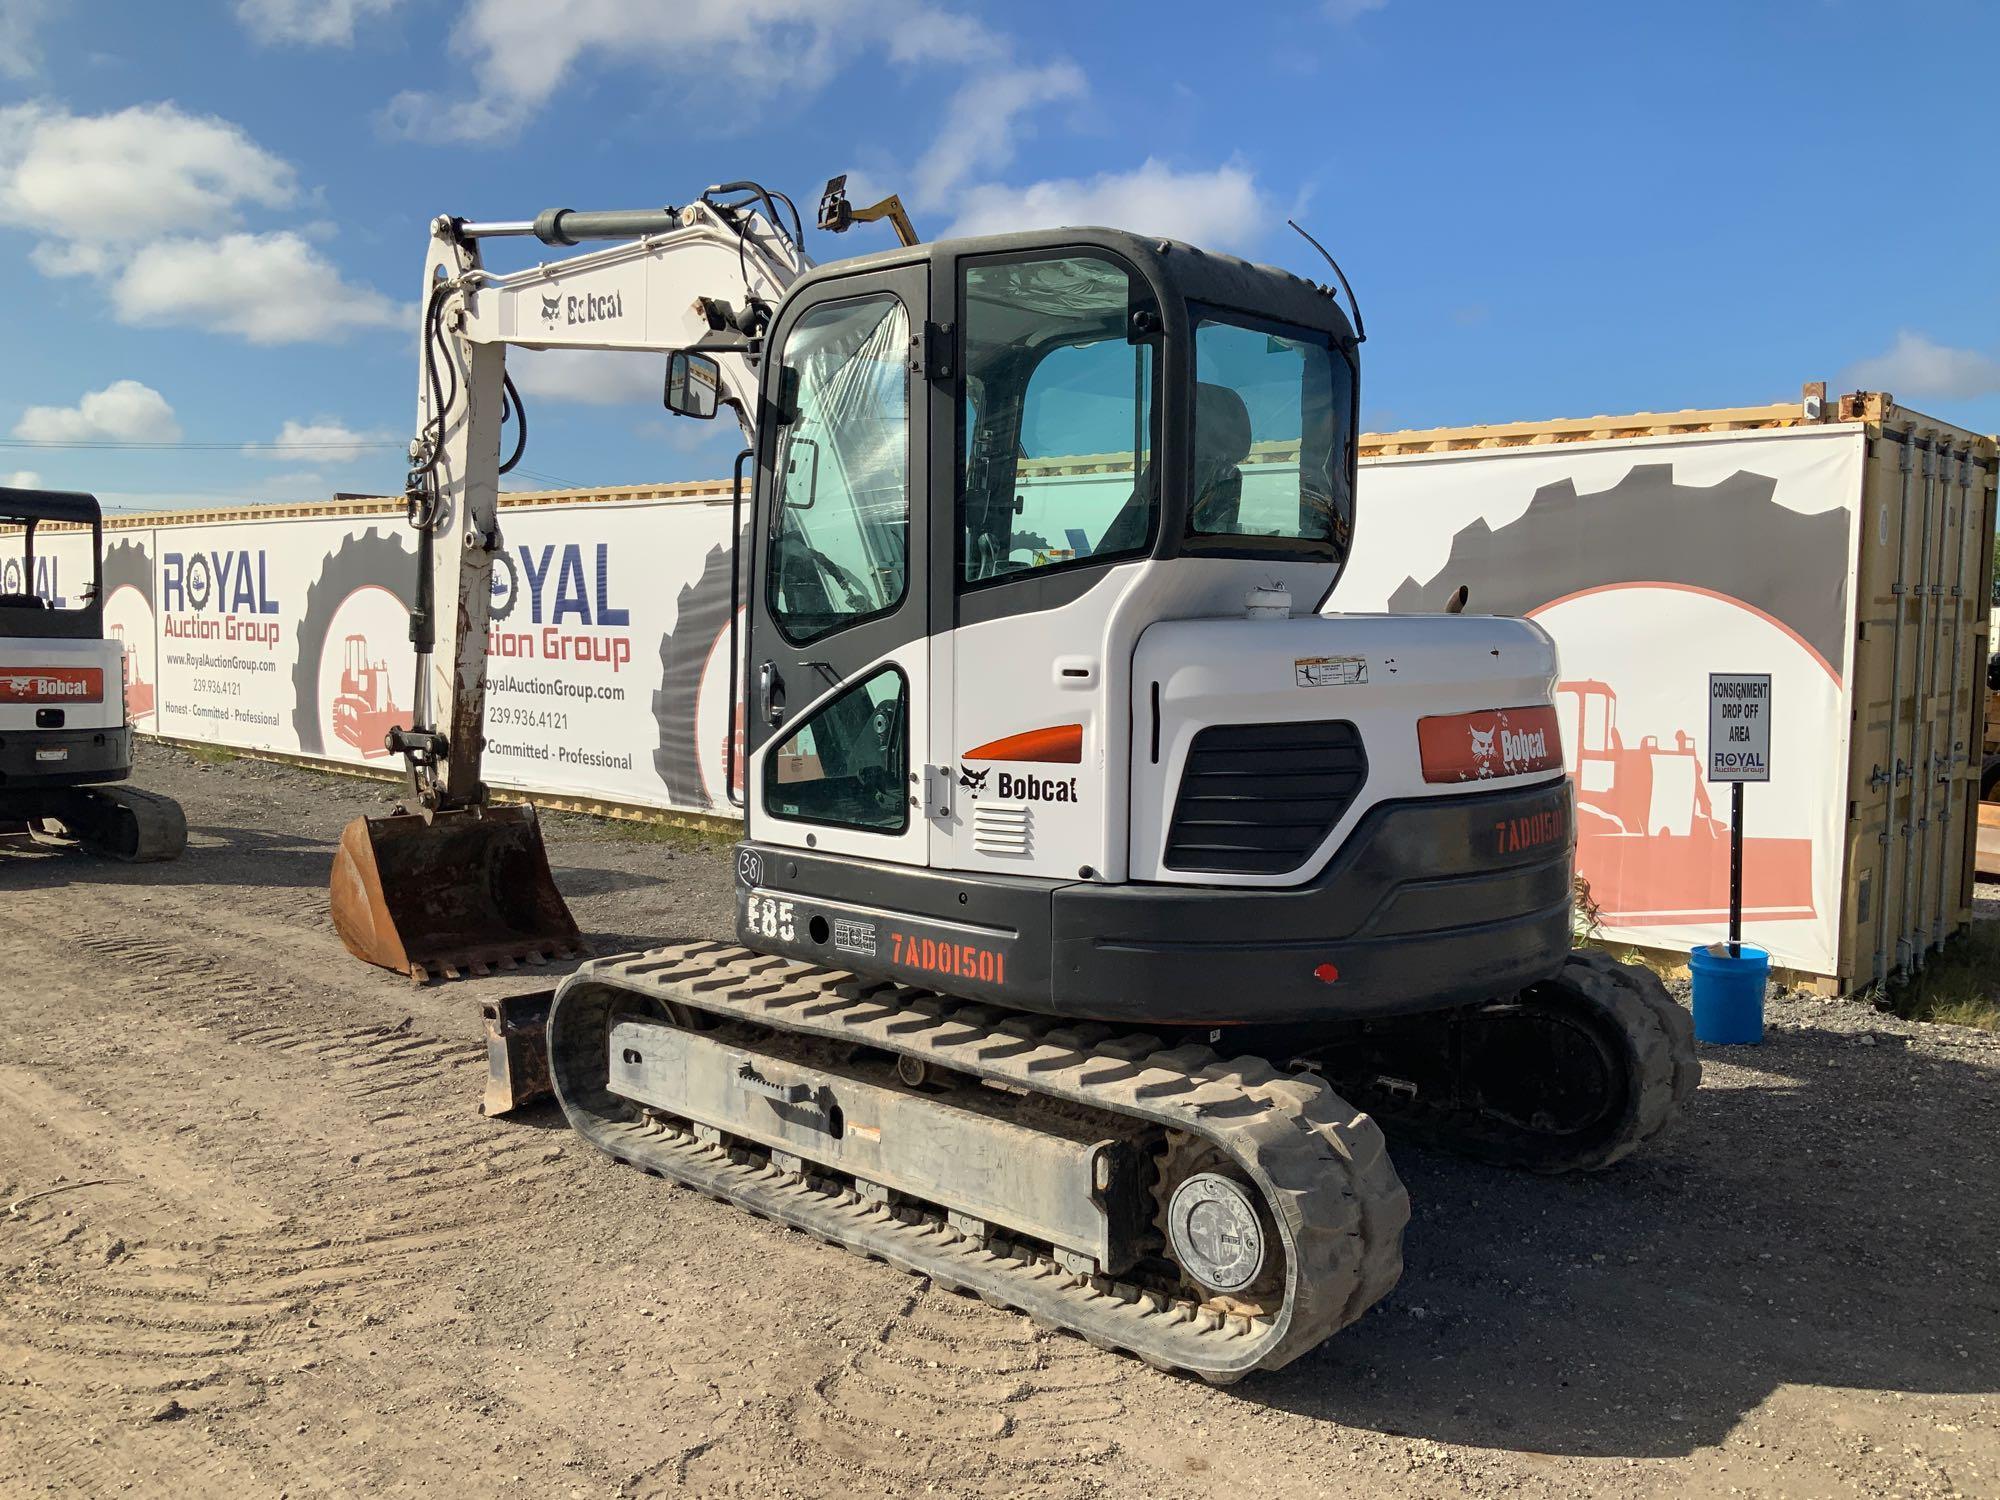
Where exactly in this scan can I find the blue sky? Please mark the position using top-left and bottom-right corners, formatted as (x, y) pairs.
(0, 0), (1994, 513)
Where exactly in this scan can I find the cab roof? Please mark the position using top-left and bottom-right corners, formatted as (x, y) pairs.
(808, 225), (1359, 346)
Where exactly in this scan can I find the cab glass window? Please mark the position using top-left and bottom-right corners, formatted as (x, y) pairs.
(766, 295), (911, 644)
(1187, 316), (1354, 558)
(762, 667), (909, 833)
(960, 255), (1156, 587)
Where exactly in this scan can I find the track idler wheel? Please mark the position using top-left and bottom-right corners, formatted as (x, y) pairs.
(1154, 1132), (1285, 1315)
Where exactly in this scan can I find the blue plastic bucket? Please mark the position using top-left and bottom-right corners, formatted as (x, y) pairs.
(1688, 942), (1769, 1045)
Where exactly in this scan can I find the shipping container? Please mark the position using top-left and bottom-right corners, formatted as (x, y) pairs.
(1345, 387), (1998, 991)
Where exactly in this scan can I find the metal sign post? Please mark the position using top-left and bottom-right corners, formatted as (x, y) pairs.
(1708, 673), (1773, 956)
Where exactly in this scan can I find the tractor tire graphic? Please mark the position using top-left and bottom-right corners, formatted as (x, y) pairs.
(488, 547), (520, 623)
(1385, 463), (1851, 671)
(652, 540), (736, 810)
(291, 527), (417, 756)
(102, 536), (156, 723)
(103, 537), (153, 611)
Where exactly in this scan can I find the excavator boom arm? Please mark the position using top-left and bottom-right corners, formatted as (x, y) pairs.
(410, 197), (811, 809)
(331, 188), (820, 985)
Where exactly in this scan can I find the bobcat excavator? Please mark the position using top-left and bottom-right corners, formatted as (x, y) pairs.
(0, 487), (187, 861)
(331, 178), (1699, 1382)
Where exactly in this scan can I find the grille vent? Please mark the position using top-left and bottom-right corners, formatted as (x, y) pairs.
(1163, 720), (1367, 875)
(973, 801), (1032, 857)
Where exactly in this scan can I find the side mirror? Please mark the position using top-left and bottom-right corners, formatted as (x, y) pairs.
(664, 350), (722, 420)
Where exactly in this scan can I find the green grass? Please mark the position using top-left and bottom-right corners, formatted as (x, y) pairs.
(1881, 924), (2000, 1032)
(569, 815), (732, 852)
(1571, 873), (1603, 946)
(181, 744), (238, 766)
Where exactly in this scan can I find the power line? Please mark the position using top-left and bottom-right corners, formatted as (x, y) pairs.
(509, 465), (588, 489)
(0, 437), (405, 452)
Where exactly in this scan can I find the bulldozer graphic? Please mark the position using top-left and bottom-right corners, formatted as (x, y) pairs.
(331, 632), (405, 759)
(1556, 678), (1814, 927)
(109, 623), (154, 720)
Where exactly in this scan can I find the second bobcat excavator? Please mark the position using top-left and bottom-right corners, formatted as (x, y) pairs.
(1, 487), (187, 862)
(332, 177), (1699, 1381)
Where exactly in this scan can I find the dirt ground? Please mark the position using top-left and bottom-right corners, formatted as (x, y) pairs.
(2, 743), (1996, 1499)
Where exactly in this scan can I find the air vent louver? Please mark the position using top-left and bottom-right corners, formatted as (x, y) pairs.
(1163, 721), (1367, 875)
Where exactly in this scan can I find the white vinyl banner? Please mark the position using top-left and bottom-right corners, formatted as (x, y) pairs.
(137, 499), (739, 808)
(1340, 426), (1865, 975)
(155, 519), (326, 753)
(481, 499), (738, 808)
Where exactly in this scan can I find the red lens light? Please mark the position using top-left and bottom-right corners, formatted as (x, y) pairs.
(1312, 962), (1340, 983)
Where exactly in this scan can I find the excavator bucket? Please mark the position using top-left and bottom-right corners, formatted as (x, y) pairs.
(330, 802), (585, 982)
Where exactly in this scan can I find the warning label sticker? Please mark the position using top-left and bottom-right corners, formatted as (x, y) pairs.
(1295, 656), (1367, 688)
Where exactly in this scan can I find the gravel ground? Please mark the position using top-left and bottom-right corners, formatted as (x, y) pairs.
(1, 743), (1996, 1499)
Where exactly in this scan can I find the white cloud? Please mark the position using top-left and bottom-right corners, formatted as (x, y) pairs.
(111, 232), (402, 344)
(0, 102), (296, 245)
(248, 469), (333, 498)
(947, 158), (1272, 252)
(0, 0), (51, 79)
(385, 0), (1013, 143)
(378, 0), (1270, 277)
(1842, 331), (2000, 403)
(0, 103), (399, 346)
(13, 380), (181, 444)
(237, 0), (399, 47)
(2, 470), (42, 488)
(913, 61), (1086, 205)
(508, 348), (666, 407)
(248, 418), (394, 461)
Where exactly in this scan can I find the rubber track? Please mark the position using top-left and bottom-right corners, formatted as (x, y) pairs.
(1565, 949), (1702, 1119)
(1359, 950), (1699, 1173)
(73, 784), (188, 862)
(550, 941), (1411, 1384)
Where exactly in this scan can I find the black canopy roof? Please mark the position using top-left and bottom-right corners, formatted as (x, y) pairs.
(0, 486), (103, 525)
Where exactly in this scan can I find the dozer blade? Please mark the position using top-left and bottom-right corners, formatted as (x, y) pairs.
(481, 988), (555, 1116)
(330, 802), (585, 982)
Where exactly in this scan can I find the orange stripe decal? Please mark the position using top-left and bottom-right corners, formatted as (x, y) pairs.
(963, 724), (1083, 764)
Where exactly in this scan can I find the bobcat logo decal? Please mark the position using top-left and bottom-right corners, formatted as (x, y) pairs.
(1468, 725), (1497, 775)
(956, 766), (990, 794)
(541, 293), (562, 326)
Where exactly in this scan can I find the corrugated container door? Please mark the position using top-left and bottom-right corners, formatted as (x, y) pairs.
(1846, 422), (1998, 989)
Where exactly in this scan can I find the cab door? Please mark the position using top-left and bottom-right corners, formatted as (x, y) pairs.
(745, 265), (930, 866)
